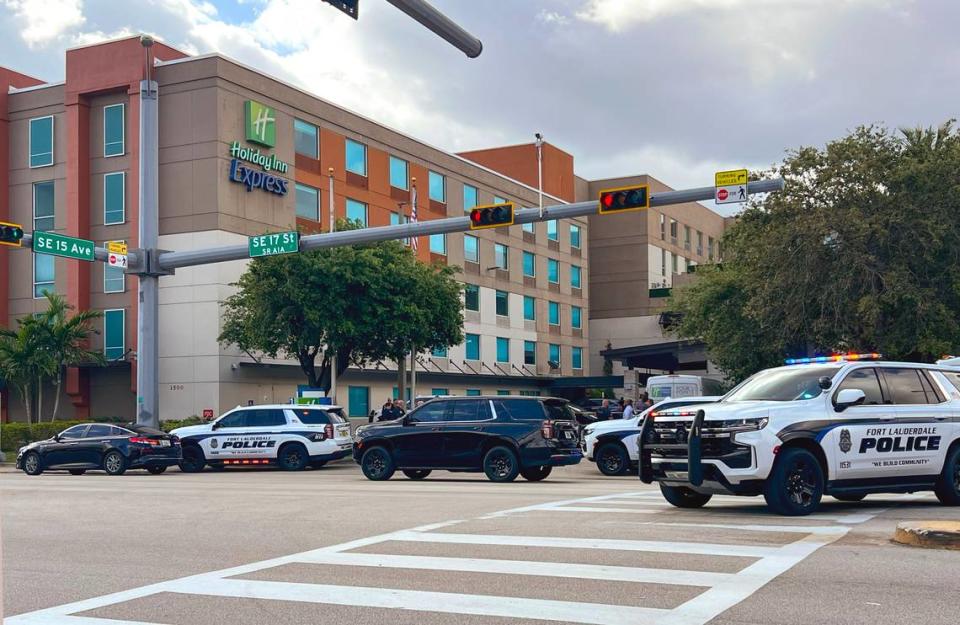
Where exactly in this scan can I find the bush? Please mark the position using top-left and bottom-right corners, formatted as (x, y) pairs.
(160, 416), (204, 432)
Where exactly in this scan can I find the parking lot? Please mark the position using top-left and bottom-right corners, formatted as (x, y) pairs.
(3, 459), (959, 625)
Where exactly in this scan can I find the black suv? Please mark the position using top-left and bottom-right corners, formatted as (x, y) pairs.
(352, 396), (582, 482)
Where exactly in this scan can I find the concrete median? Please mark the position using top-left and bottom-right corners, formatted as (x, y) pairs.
(893, 521), (960, 550)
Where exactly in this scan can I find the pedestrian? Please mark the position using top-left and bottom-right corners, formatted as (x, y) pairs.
(596, 399), (612, 421)
(622, 398), (635, 420)
(378, 398), (395, 422)
(393, 398), (406, 417)
(641, 392), (653, 409)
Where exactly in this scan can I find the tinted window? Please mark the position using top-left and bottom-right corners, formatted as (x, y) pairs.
(544, 402), (575, 421)
(59, 425), (88, 439)
(919, 371), (945, 403)
(85, 424), (114, 438)
(881, 368), (930, 405)
(940, 371), (960, 395)
(409, 401), (449, 423)
(449, 400), (491, 422)
(112, 426), (135, 436)
(494, 399), (545, 421)
(216, 412), (247, 428)
(294, 409), (330, 425)
(835, 368), (884, 406)
(246, 409), (287, 427)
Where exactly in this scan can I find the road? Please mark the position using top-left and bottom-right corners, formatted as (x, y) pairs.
(2, 460), (958, 625)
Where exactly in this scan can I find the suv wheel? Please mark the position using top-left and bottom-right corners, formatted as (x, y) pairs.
(22, 452), (43, 476)
(361, 447), (395, 480)
(278, 443), (308, 471)
(934, 445), (960, 506)
(596, 442), (629, 476)
(103, 450), (127, 476)
(660, 483), (712, 508)
(483, 446), (520, 482)
(763, 448), (824, 516)
(178, 447), (206, 473)
(520, 465), (552, 481)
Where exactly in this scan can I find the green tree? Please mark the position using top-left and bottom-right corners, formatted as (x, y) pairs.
(0, 317), (45, 424)
(670, 122), (960, 382)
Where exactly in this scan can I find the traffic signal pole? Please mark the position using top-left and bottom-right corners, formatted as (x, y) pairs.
(136, 77), (160, 427)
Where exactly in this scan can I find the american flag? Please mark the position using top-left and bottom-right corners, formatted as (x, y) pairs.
(409, 183), (418, 251)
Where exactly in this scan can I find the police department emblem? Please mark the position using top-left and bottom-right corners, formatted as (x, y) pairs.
(210, 438), (219, 449)
(839, 429), (852, 454)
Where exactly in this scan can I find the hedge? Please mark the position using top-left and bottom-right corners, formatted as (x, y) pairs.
(1, 416), (206, 453)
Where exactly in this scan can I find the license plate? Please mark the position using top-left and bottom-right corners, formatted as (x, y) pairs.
(562, 431), (573, 440)
(159, 440), (170, 447)
(337, 427), (350, 438)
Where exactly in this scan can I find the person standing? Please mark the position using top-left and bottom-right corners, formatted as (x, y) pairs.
(378, 399), (396, 422)
(622, 399), (635, 420)
(596, 399), (612, 421)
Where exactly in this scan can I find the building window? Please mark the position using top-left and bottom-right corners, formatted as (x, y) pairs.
(547, 219), (558, 241)
(104, 309), (125, 360)
(670, 219), (678, 242)
(33, 254), (54, 298)
(346, 198), (367, 227)
(466, 389), (481, 396)
(464, 234), (479, 263)
(294, 119), (319, 158)
(519, 390), (541, 397)
(33, 181), (54, 231)
(494, 243), (508, 270)
(708, 237), (715, 261)
(496, 337), (509, 363)
(463, 184), (478, 212)
(547, 258), (559, 284)
(103, 104), (125, 157)
(684, 225), (691, 250)
(295, 183), (319, 220)
(523, 295), (536, 321)
(549, 343), (561, 366)
(348, 386), (370, 418)
(570, 224), (581, 249)
(687, 258), (696, 272)
(465, 333), (480, 360)
(104, 242), (125, 293)
(697, 231), (704, 256)
(465, 284), (479, 311)
(523, 221), (535, 234)
(103, 172), (125, 225)
(430, 233), (446, 255)
(345, 139), (367, 176)
(571, 305), (582, 329)
(572, 346), (583, 370)
(660, 214), (666, 240)
(571, 265), (582, 289)
(432, 346), (448, 358)
(524, 340), (536, 365)
(429, 171), (446, 203)
(548, 301), (559, 326)
(496, 390), (510, 396)
(672, 253), (679, 274)
(389, 156), (408, 190)
(493, 195), (507, 205)
(392, 387), (412, 402)
(431, 388), (449, 396)
(661, 249), (667, 277)
(495, 290), (508, 316)
(29, 116), (54, 168)
(522, 251), (535, 277)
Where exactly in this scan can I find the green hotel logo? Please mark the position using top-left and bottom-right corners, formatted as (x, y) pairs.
(245, 100), (276, 147)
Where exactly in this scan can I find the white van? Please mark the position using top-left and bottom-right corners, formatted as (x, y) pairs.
(645, 374), (725, 401)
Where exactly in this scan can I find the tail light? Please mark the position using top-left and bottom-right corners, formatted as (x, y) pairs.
(129, 437), (160, 446)
(324, 424), (334, 440)
(541, 420), (554, 439)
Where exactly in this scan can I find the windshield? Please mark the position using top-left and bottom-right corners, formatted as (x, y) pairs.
(724, 366), (841, 402)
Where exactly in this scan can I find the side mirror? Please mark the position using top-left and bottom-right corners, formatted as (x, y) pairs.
(53, 433), (61, 442)
(818, 376), (833, 390)
(834, 388), (866, 411)
(211, 421), (221, 430)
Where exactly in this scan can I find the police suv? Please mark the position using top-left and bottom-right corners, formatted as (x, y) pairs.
(171, 405), (353, 472)
(638, 355), (960, 515)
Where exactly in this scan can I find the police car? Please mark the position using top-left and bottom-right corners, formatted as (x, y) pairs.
(639, 354), (960, 515)
(582, 397), (720, 475)
(171, 404), (353, 472)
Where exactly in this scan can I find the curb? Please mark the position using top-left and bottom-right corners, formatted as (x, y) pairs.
(893, 521), (960, 550)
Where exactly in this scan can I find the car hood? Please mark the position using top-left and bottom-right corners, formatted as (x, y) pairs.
(586, 417), (639, 433)
(18, 438), (53, 453)
(170, 424), (213, 437)
(656, 401), (783, 422)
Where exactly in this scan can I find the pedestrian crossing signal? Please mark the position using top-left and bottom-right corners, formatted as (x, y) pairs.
(469, 202), (514, 230)
(598, 185), (649, 215)
(0, 221), (24, 247)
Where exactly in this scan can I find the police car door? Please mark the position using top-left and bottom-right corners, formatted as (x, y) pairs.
(876, 367), (951, 479)
(825, 366), (893, 481)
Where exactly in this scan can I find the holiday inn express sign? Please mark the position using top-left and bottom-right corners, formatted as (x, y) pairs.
(227, 100), (290, 196)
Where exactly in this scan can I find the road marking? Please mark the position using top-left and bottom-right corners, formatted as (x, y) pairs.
(550, 505), (662, 513)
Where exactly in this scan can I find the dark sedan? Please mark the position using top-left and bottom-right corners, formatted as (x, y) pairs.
(16, 423), (181, 476)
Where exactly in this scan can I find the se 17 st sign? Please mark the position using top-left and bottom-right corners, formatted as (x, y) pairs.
(249, 231), (299, 258)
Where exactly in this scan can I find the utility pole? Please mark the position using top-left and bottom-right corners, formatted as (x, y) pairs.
(328, 167), (337, 405)
(535, 133), (544, 219)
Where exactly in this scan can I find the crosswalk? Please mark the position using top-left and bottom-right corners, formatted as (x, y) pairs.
(7, 490), (929, 625)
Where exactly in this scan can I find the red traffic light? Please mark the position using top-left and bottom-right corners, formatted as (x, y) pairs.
(469, 202), (515, 230)
(0, 221), (24, 247)
(598, 184), (649, 215)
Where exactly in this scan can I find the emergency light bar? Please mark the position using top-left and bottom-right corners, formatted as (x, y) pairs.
(785, 353), (882, 365)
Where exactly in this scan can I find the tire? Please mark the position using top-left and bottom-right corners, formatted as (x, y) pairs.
(596, 442), (629, 476)
(763, 447), (824, 516)
(68, 469), (86, 476)
(22, 452), (43, 475)
(178, 447), (206, 473)
(402, 469), (432, 480)
(483, 446), (520, 482)
(934, 444), (960, 506)
(361, 447), (395, 481)
(146, 465), (167, 475)
(102, 450), (128, 476)
(310, 461), (328, 469)
(660, 483), (712, 508)
(277, 443), (309, 471)
(520, 465), (553, 482)
(832, 493), (866, 502)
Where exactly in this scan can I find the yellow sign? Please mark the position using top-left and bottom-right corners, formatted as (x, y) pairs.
(106, 240), (128, 255)
(715, 169), (748, 187)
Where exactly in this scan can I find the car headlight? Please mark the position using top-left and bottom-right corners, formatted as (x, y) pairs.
(713, 417), (768, 432)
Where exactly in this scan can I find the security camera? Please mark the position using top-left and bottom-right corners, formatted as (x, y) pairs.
(535, 132), (542, 141)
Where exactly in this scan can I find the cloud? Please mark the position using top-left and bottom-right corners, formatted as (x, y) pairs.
(4, 0), (85, 47)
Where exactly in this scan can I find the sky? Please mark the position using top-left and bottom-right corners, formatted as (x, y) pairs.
(3, 0), (959, 215)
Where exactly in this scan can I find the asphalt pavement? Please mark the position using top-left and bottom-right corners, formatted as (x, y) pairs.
(2, 459), (959, 625)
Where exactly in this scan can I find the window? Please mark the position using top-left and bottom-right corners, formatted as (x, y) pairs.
(519, 390), (541, 397)
(215, 411), (246, 428)
(464, 284), (479, 311)
(881, 368), (934, 404)
(572, 346), (583, 370)
(659, 214), (665, 240)
(345, 139), (367, 176)
(346, 198), (367, 227)
(672, 254), (678, 274)
(548, 343), (561, 365)
(392, 387), (412, 402)
(293, 119), (318, 158)
(390, 211), (409, 245)
(33, 181), (54, 231)
(294, 409), (332, 425)
(548, 301), (559, 325)
(389, 156), (408, 190)
(410, 401), (448, 423)
(85, 424), (114, 438)
(465, 333), (480, 360)
(495, 290), (509, 316)
(463, 184), (478, 211)
(430, 233), (446, 255)
(523, 221), (535, 234)
(547, 220), (558, 241)
(34, 254), (54, 298)
(104, 309), (125, 360)
(59, 425), (89, 439)
(431, 388), (449, 396)
(571, 265), (582, 289)
(246, 409), (287, 428)
(497, 390), (511, 396)
(494, 243), (508, 270)
(835, 368), (884, 406)
(103, 104), (124, 157)
(450, 400), (491, 421)
(464, 234), (479, 263)
(296, 183), (319, 220)
(670, 219), (678, 241)
(661, 249), (667, 276)
(524, 340), (536, 365)
(29, 116), (54, 167)
(522, 251), (535, 277)
(697, 231), (704, 256)
(496, 337), (510, 363)
(684, 225), (691, 250)
(429, 171), (446, 203)
(523, 295), (536, 321)
(571, 305), (582, 329)
(493, 195), (507, 205)
(104, 242), (125, 293)
(466, 389), (481, 396)
(547, 258), (559, 284)
(348, 386), (370, 417)
(494, 399), (545, 420)
(432, 346), (448, 358)
(570, 224), (581, 249)
(103, 172), (125, 225)
(708, 237), (715, 261)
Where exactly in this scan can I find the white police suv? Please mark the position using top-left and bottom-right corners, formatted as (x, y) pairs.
(582, 397), (720, 476)
(639, 354), (960, 515)
(171, 404), (353, 472)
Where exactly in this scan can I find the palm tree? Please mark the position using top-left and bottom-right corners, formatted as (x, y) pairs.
(0, 317), (48, 424)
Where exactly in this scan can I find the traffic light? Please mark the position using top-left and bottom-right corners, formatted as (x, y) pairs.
(598, 184), (649, 215)
(321, 0), (358, 19)
(0, 221), (24, 247)
(469, 202), (514, 230)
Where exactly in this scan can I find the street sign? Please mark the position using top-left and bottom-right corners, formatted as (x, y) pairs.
(107, 253), (128, 269)
(106, 241), (128, 255)
(32, 231), (95, 262)
(715, 169), (748, 205)
(249, 231), (299, 258)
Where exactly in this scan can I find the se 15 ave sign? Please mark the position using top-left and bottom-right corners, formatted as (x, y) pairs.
(249, 231), (299, 258)
(32, 231), (95, 262)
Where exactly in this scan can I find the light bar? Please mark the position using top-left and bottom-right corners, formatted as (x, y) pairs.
(785, 353), (882, 365)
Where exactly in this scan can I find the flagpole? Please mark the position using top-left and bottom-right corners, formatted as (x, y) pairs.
(328, 167), (337, 404)
(409, 178), (418, 406)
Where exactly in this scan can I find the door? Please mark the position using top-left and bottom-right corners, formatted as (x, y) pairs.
(877, 367), (951, 479)
(202, 410), (249, 461)
(392, 400), (450, 468)
(44, 425), (90, 468)
(80, 424), (116, 466)
(823, 367), (894, 481)
(442, 400), (493, 468)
